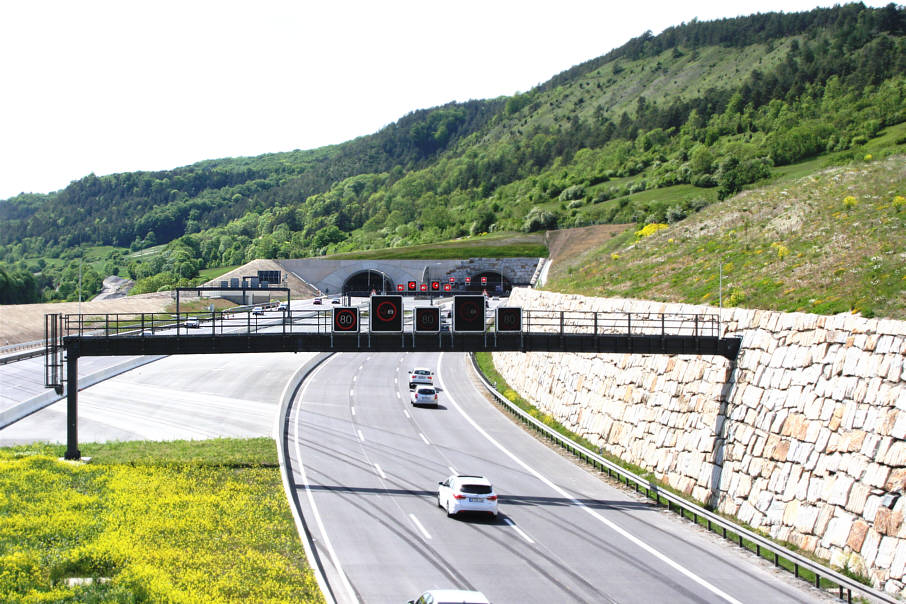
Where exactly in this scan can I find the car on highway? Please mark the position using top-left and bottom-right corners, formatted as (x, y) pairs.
(437, 474), (498, 518)
(331, 298), (341, 304)
(313, 297), (322, 305)
(408, 589), (490, 604)
(410, 386), (438, 407)
(277, 302), (288, 311)
(184, 318), (199, 328)
(408, 367), (434, 389)
(252, 306), (264, 315)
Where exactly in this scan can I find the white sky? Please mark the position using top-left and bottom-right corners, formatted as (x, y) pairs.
(0, 1), (891, 200)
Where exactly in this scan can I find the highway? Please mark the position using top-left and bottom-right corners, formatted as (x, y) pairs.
(0, 296), (828, 602)
(284, 351), (826, 603)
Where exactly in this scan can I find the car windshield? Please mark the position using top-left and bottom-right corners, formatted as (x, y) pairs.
(417, 389), (435, 395)
(460, 484), (492, 494)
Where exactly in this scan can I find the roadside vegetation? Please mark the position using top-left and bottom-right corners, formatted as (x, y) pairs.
(0, 439), (323, 604)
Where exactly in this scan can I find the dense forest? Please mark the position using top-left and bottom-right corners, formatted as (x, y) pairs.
(1, 3), (905, 302)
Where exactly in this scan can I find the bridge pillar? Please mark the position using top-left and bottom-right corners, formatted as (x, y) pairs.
(64, 345), (80, 460)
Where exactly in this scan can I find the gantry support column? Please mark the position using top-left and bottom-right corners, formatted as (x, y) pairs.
(64, 343), (80, 460)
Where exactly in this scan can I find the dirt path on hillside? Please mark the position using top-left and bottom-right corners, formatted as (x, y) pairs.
(544, 224), (631, 283)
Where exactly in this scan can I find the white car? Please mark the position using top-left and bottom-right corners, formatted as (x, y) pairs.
(408, 589), (490, 604)
(184, 318), (199, 328)
(437, 474), (498, 518)
(409, 367), (434, 389)
(411, 386), (438, 407)
(277, 302), (288, 311)
(252, 306), (264, 315)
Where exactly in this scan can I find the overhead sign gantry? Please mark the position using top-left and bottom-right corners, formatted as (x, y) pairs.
(44, 296), (741, 460)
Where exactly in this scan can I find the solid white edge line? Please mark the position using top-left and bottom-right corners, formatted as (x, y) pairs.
(436, 352), (743, 604)
(504, 518), (535, 544)
(292, 357), (358, 603)
(409, 513), (432, 540)
(275, 354), (336, 604)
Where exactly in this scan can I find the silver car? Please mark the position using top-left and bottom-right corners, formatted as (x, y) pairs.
(408, 589), (490, 604)
(410, 386), (438, 407)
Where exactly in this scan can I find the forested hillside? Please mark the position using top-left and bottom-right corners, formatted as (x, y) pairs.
(1, 3), (905, 303)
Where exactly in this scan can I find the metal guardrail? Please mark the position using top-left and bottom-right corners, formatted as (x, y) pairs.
(0, 339), (44, 354)
(468, 353), (893, 604)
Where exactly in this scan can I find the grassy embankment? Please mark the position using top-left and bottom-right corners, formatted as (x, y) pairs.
(0, 439), (323, 604)
(324, 231), (548, 260)
(545, 152), (906, 320)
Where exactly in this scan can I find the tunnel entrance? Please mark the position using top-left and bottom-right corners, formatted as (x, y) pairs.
(465, 271), (511, 294)
(342, 270), (394, 295)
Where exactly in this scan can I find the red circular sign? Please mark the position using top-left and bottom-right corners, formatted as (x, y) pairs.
(376, 301), (397, 322)
(334, 308), (358, 331)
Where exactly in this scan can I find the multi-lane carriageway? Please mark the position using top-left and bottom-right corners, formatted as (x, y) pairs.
(18, 296), (843, 602)
(285, 350), (829, 603)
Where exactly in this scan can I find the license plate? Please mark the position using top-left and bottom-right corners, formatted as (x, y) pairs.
(468, 497), (483, 502)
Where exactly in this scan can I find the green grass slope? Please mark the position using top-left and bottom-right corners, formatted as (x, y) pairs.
(545, 154), (906, 319)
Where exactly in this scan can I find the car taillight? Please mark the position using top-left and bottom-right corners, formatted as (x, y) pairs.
(434, 394), (437, 399)
(453, 494), (466, 500)
(486, 495), (497, 501)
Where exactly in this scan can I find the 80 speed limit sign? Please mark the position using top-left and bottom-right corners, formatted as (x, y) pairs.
(332, 307), (359, 332)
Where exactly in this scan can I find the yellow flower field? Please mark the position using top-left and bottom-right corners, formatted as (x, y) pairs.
(0, 439), (324, 603)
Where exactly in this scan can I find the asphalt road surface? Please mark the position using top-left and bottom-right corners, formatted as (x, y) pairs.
(0, 352), (315, 445)
(284, 351), (827, 604)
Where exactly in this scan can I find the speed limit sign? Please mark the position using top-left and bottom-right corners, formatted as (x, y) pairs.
(496, 307), (522, 332)
(332, 307), (359, 332)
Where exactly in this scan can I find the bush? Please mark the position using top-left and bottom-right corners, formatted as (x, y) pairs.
(666, 205), (687, 223)
(521, 208), (558, 232)
(558, 184), (586, 202)
(567, 199), (585, 209)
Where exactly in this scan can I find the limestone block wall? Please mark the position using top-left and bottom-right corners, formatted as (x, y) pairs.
(494, 288), (906, 592)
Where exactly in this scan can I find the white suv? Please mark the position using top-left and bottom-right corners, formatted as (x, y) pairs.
(437, 474), (498, 518)
(408, 367), (433, 389)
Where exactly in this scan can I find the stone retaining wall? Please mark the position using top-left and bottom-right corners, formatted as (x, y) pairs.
(493, 288), (906, 592)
